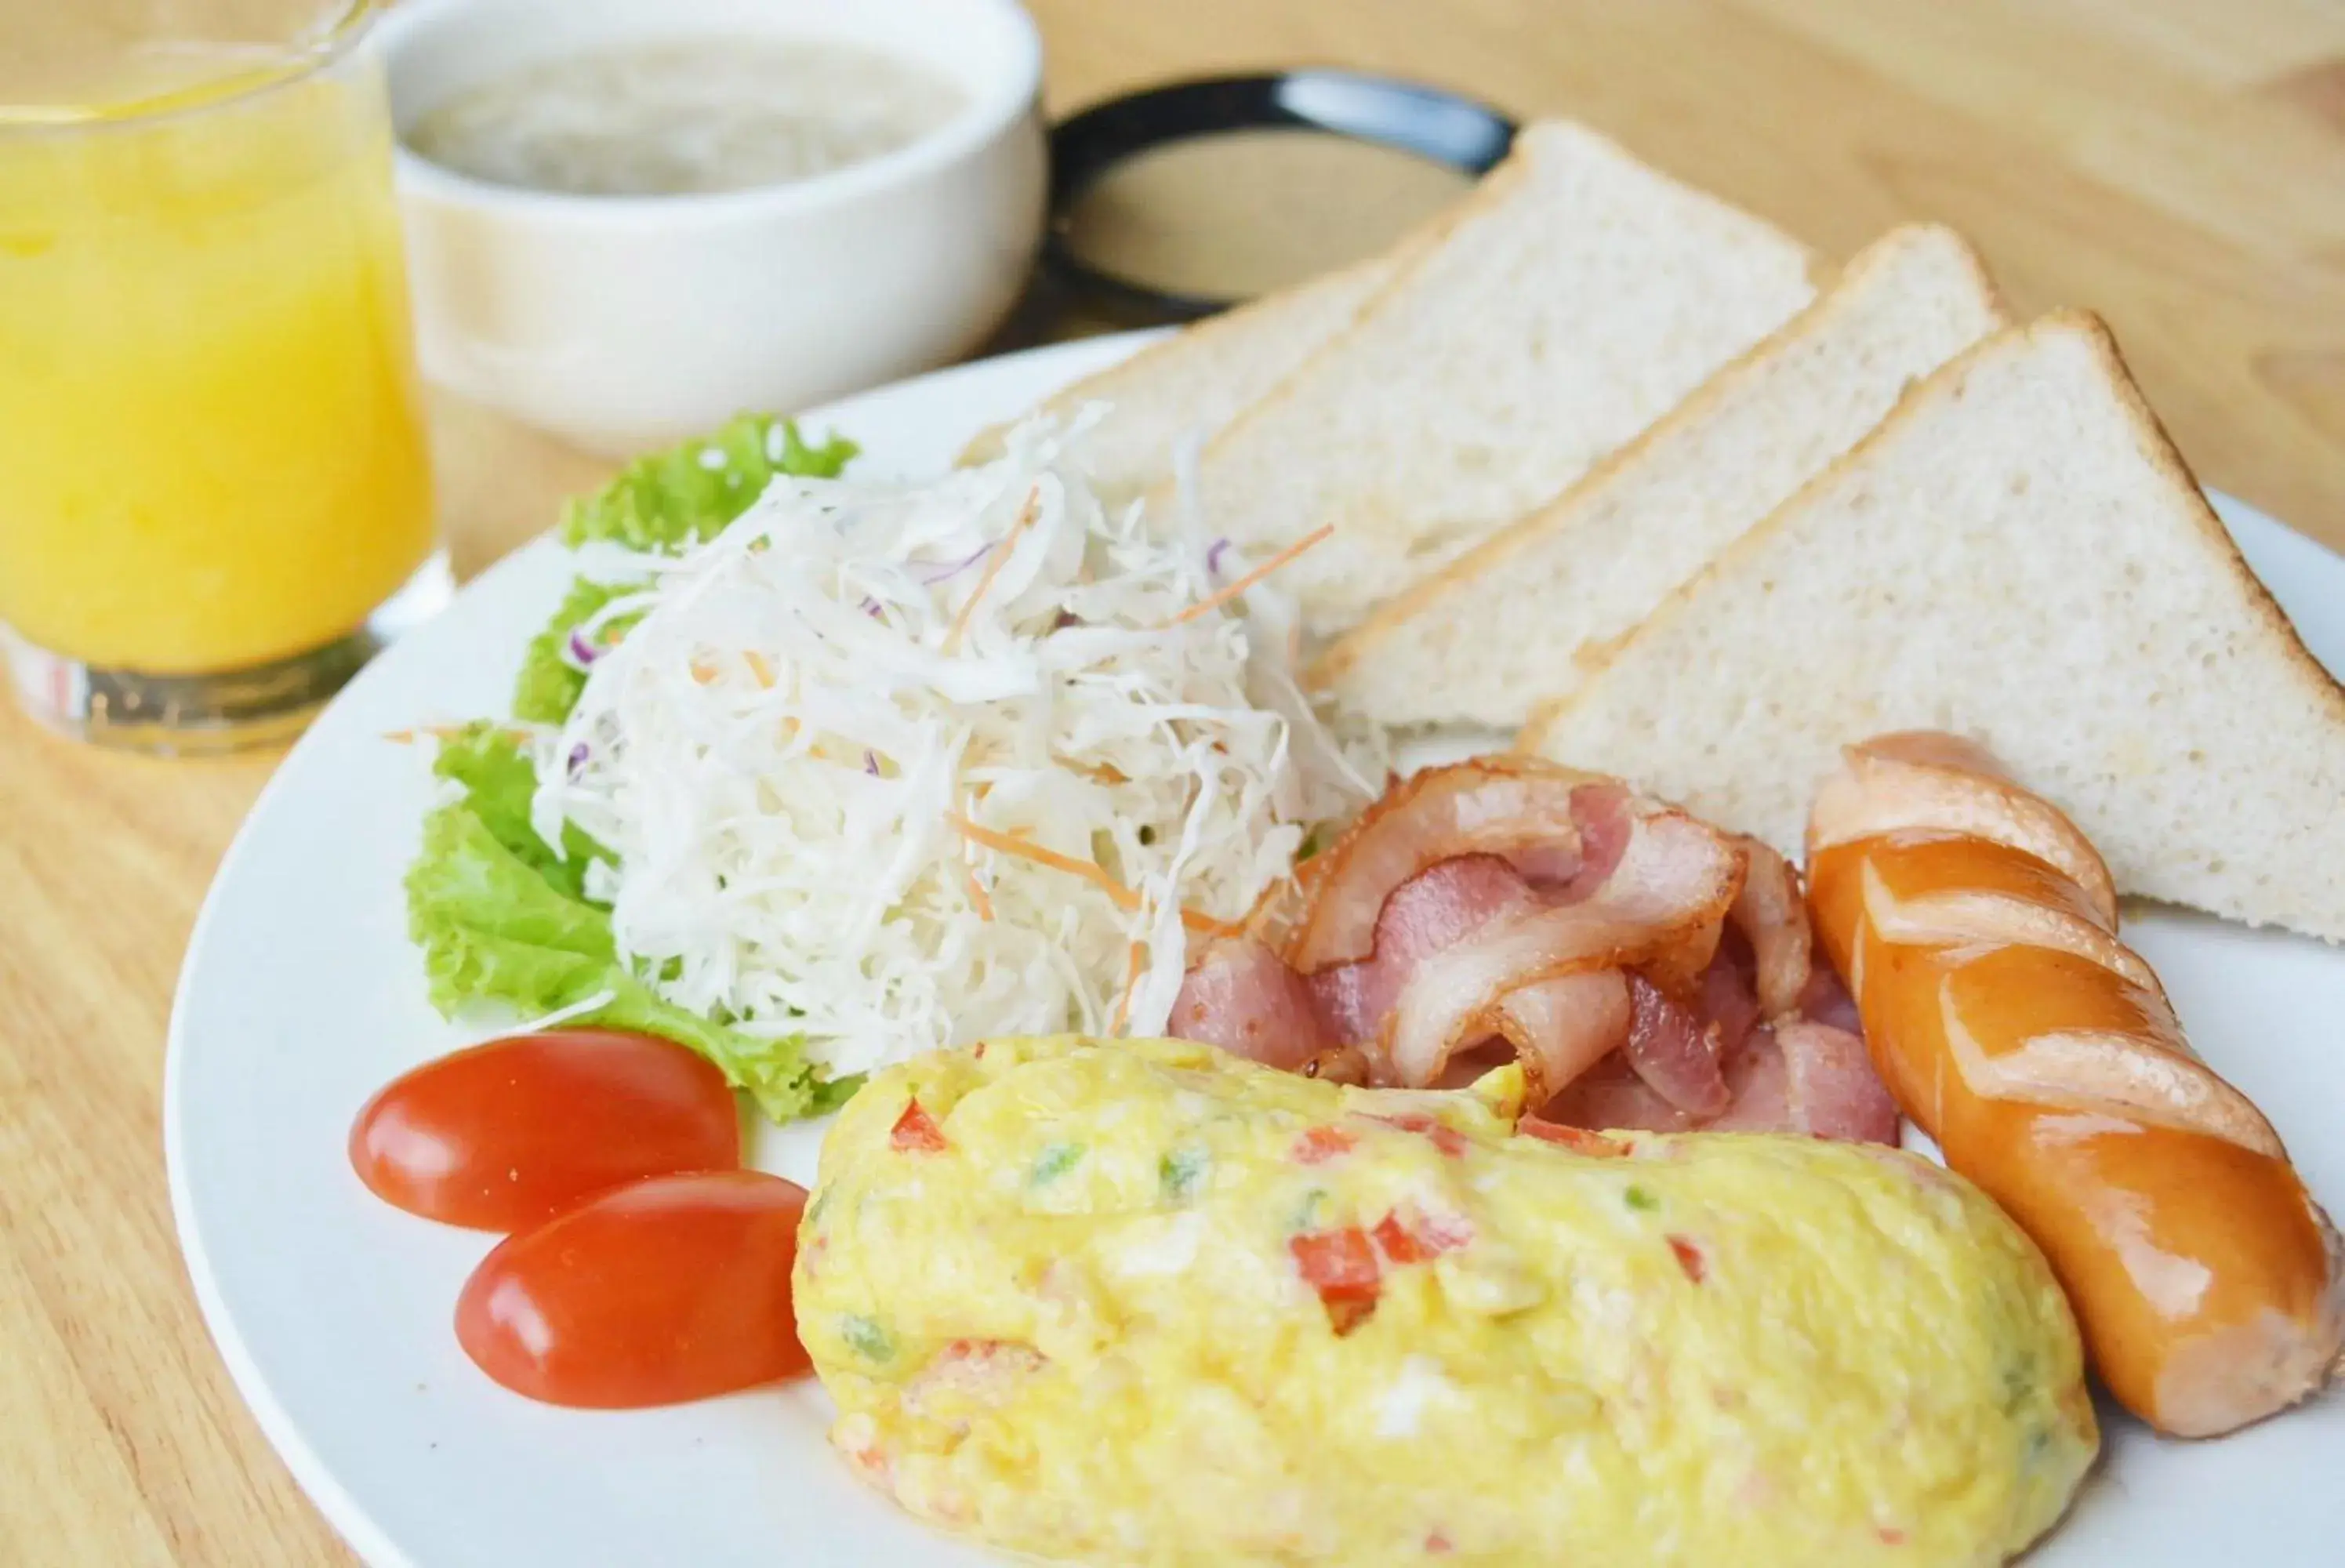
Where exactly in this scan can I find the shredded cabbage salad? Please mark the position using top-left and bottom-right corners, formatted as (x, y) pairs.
(407, 411), (1380, 1118)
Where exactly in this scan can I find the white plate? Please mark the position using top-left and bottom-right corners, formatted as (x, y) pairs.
(169, 333), (2345, 1566)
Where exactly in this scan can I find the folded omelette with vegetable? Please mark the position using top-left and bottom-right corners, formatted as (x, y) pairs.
(796, 1036), (2096, 1566)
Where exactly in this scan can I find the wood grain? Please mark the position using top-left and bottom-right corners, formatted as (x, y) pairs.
(8, 1), (2345, 1558)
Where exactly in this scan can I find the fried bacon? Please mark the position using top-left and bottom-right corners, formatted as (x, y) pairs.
(1283, 757), (1614, 971)
(1729, 836), (1813, 1018)
(1165, 757), (1898, 1144)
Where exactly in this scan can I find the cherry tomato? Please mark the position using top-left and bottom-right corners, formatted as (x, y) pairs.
(456, 1170), (811, 1408)
(350, 1030), (739, 1230)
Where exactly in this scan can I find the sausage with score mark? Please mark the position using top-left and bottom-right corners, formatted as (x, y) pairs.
(1805, 731), (2344, 1436)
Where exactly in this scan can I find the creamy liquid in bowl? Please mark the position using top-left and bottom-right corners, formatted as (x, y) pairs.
(1060, 129), (1476, 301)
(403, 38), (964, 197)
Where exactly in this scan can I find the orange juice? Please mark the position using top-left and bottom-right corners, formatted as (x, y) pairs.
(0, 35), (434, 678)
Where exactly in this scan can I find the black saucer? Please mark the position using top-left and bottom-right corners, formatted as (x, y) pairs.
(1045, 71), (1518, 322)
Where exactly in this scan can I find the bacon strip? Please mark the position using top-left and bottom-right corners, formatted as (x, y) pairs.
(1284, 757), (1610, 971)
(1494, 971), (1633, 1105)
(1730, 836), (1813, 1018)
(1702, 1027), (1792, 1133)
(1559, 1020), (1897, 1144)
(1697, 935), (1762, 1060)
(1541, 1054), (1695, 1135)
(1167, 937), (1338, 1071)
(1374, 810), (1743, 1089)
(1163, 757), (1899, 1146)
(1553, 782), (1633, 902)
(1774, 1020), (1902, 1144)
(1622, 976), (1729, 1116)
(1797, 964), (1864, 1037)
(1305, 855), (1541, 1044)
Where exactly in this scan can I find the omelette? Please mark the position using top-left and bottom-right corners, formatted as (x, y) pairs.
(795, 1036), (2096, 1566)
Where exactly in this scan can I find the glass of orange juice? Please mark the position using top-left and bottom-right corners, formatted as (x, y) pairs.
(0, 0), (442, 750)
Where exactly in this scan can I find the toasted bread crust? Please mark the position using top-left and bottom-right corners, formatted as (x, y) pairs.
(2068, 310), (2345, 727)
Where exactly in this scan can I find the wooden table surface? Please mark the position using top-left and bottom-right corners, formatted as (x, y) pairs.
(9, 0), (2345, 1559)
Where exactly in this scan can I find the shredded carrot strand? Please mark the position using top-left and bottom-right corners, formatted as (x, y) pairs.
(949, 813), (1131, 901)
(957, 797), (996, 920)
(1110, 939), (1145, 1033)
(1163, 524), (1335, 626)
(960, 855), (995, 921)
(945, 813), (1240, 938)
(1054, 756), (1129, 785)
(942, 489), (1040, 655)
(1178, 907), (1242, 938)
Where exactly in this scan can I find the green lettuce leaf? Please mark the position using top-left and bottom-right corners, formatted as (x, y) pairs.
(429, 719), (606, 898)
(406, 724), (829, 1122)
(510, 578), (631, 728)
(559, 414), (858, 554)
(407, 804), (614, 1013)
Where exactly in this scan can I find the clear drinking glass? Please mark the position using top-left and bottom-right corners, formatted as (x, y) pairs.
(0, 0), (445, 751)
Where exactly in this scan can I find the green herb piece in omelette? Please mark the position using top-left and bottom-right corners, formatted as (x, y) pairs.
(1030, 1142), (1085, 1185)
(840, 1313), (896, 1364)
(1160, 1148), (1208, 1203)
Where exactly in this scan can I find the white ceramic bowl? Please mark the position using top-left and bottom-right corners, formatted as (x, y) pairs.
(375, 0), (1046, 455)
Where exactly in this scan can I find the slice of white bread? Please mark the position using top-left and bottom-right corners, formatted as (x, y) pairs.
(955, 250), (1409, 500)
(1309, 223), (2007, 728)
(1164, 119), (1817, 637)
(1522, 310), (2345, 940)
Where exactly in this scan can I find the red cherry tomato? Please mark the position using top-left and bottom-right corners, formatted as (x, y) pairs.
(350, 1030), (739, 1230)
(456, 1170), (811, 1408)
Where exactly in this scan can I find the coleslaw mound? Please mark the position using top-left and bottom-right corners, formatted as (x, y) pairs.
(527, 414), (1379, 1082)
